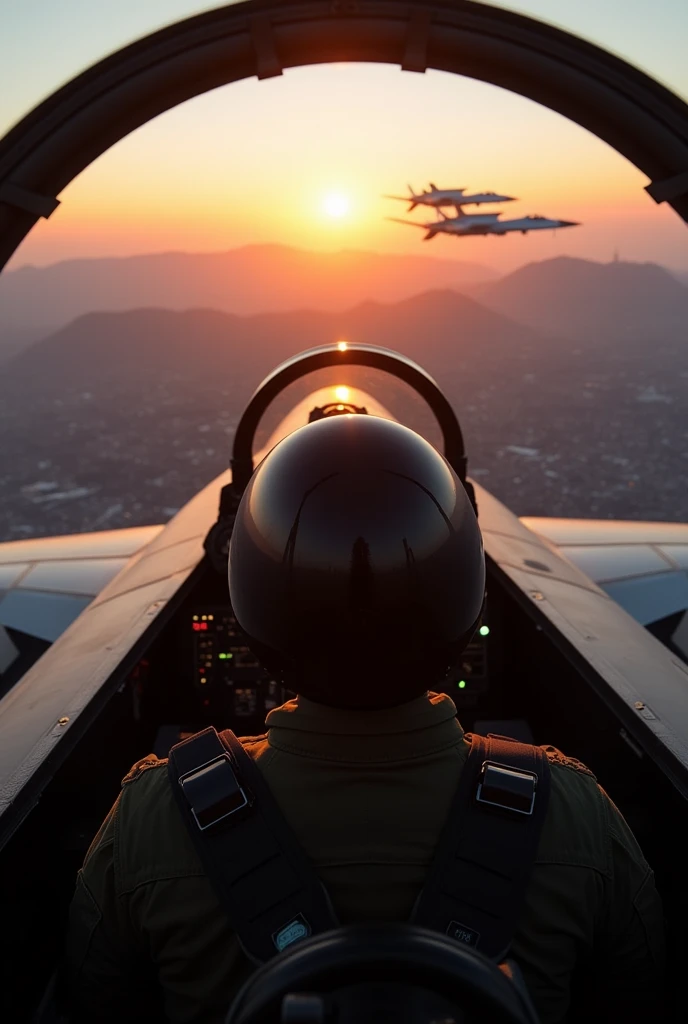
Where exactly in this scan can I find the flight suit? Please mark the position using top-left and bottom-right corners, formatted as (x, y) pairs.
(65, 692), (664, 1024)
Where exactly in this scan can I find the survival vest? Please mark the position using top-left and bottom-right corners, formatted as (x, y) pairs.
(167, 727), (551, 965)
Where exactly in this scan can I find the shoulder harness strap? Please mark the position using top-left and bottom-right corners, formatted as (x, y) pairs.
(167, 727), (338, 963)
(411, 733), (551, 962)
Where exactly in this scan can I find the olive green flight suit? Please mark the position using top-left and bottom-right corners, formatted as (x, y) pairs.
(65, 693), (664, 1024)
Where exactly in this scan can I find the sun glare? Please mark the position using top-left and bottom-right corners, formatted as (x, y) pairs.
(334, 386), (351, 401)
(323, 192), (350, 218)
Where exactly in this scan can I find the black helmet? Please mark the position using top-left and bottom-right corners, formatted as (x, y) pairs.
(228, 415), (485, 709)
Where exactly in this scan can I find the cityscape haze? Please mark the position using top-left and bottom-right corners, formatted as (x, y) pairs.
(0, 251), (686, 540)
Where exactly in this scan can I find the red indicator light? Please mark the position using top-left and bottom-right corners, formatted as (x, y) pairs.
(192, 622), (208, 631)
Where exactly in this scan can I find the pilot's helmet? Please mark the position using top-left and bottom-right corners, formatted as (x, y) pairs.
(228, 415), (485, 709)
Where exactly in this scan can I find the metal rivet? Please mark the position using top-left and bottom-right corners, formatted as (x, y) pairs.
(634, 701), (645, 710)
(58, 716), (69, 726)
(531, 591), (544, 601)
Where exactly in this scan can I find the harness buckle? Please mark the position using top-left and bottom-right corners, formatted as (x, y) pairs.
(179, 753), (248, 831)
(476, 761), (537, 817)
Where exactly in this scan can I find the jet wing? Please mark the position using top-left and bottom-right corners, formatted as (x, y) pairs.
(521, 516), (688, 658)
(0, 525), (163, 693)
(4, 513), (686, 681)
(384, 216), (426, 228)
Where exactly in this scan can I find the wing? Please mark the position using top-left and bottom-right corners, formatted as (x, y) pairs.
(521, 516), (688, 658)
(0, 525), (163, 692)
(385, 217), (427, 229)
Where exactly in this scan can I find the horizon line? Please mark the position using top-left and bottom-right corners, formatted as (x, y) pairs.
(5, 244), (688, 276)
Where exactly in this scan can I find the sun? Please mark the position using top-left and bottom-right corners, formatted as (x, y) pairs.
(322, 192), (350, 219)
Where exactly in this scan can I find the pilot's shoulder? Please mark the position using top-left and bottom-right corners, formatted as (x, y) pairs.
(121, 753), (167, 786)
(115, 736), (270, 866)
(240, 733), (268, 755)
(118, 753), (174, 834)
(540, 744), (597, 782)
(116, 751), (200, 885)
(540, 743), (602, 815)
(119, 732), (269, 797)
(537, 744), (608, 862)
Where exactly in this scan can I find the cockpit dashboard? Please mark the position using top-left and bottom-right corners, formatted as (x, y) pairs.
(137, 582), (490, 758)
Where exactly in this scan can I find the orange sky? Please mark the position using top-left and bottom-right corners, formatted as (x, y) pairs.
(7, 63), (688, 274)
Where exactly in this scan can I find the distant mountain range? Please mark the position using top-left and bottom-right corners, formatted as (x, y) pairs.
(0, 289), (556, 539)
(0, 244), (496, 362)
(470, 256), (688, 341)
(0, 289), (540, 404)
(1, 268), (686, 540)
(2, 249), (685, 368)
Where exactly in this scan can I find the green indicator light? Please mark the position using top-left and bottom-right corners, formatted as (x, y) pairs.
(458, 680), (467, 689)
(218, 653), (226, 660)
(479, 625), (490, 637)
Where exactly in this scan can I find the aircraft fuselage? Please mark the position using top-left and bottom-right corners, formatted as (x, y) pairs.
(427, 215), (579, 237)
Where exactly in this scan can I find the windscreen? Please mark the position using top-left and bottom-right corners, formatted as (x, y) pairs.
(0, 4), (686, 542)
(1, 1), (686, 140)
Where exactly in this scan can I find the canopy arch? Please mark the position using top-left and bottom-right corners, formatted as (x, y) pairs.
(1, 0), (687, 270)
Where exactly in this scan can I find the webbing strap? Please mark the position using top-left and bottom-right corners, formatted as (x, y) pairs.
(167, 727), (338, 963)
(411, 734), (551, 961)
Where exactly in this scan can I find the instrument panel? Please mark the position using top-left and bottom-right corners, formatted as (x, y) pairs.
(187, 605), (490, 719)
(143, 571), (495, 754)
(190, 607), (290, 720)
(451, 627), (490, 700)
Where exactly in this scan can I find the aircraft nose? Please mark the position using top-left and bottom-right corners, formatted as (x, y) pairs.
(559, 220), (579, 227)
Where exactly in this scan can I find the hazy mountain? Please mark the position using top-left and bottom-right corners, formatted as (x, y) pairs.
(472, 257), (688, 341)
(0, 245), (497, 362)
(0, 326), (45, 363)
(1, 288), (686, 540)
(0, 290), (540, 407)
(0, 292), (551, 537)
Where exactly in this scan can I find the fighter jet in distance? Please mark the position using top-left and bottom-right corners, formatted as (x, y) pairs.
(383, 183), (517, 213)
(387, 207), (580, 239)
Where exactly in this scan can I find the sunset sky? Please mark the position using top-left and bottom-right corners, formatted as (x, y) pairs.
(2, 0), (687, 274)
